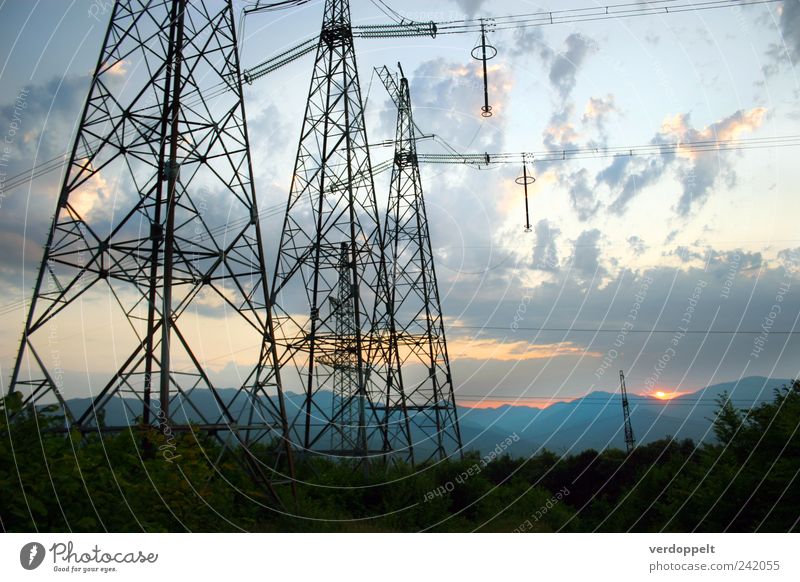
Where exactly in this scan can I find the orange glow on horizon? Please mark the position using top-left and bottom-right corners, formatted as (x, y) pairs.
(649, 390), (685, 401)
(458, 397), (575, 410)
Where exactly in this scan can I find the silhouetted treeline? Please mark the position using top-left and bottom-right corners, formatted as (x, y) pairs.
(2, 381), (798, 532)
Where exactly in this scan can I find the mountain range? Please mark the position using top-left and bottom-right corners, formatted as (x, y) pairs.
(59, 376), (792, 457)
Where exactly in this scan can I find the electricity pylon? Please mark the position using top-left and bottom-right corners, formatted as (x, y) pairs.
(619, 370), (636, 454)
(7, 0), (294, 497)
(377, 64), (462, 462)
(270, 0), (408, 461)
(320, 242), (366, 454)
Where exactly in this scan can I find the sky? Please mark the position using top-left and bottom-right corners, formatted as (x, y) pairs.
(0, 0), (799, 409)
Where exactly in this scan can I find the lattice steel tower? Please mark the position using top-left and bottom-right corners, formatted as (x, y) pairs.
(378, 64), (462, 462)
(7, 0), (294, 486)
(270, 0), (409, 461)
(321, 242), (365, 453)
(619, 370), (636, 454)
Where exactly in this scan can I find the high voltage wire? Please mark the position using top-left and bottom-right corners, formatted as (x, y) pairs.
(411, 135), (800, 168)
(1, 0), (786, 195)
(241, 0), (781, 82)
(1, 2), (790, 322)
(449, 325), (800, 335)
(456, 396), (777, 406)
(456, 395), (775, 402)
(8, 129), (794, 199)
(423, 0), (782, 34)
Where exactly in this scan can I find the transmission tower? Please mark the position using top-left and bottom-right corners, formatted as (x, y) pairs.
(377, 64), (463, 462)
(270, 0), (408, 461)
(7, 0), (293, 495)
(619, 370), (636, 454)
(320, 242), (366, 454)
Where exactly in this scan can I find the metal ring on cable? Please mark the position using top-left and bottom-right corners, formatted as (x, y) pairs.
(470, 43), (497, 61)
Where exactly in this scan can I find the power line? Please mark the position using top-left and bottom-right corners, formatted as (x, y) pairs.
(456, 396), (777, 406)
(412, 135), (800, 168)
(449, 325), (800, 335)
(422, 0), (781, 34)
(3, 1), (788, 196)
(369, 0), (404, 24)
(241, 0), (780, 81)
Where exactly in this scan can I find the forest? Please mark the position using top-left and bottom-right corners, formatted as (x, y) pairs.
(1, 381), (798, 533)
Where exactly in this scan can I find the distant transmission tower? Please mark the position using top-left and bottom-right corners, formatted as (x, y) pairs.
(7, 0), (293, 495)
(270, 0), (406, 461)
(321, 242), (366, 454)
(619, 370), (636, 453)
(377, 64), (462, 462)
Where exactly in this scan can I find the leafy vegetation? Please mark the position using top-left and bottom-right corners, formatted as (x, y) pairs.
(2, 381), (798, 532)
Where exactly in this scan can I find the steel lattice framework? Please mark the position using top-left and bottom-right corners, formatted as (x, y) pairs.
(271, 0), (414, 462)
(619, 370), (636, 454)
(7, 0), (294, 496)
(323, 242), (364, 452)
(378, 65), (462, 463)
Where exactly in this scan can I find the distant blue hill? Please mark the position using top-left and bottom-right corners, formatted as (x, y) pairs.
(458, 376), (793, 454)
(58, 376), (792, 457)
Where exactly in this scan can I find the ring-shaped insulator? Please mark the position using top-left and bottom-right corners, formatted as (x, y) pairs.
(515, 175), (536, 186)
(481, 105), (493, 117)
(471, 44), (498, 61)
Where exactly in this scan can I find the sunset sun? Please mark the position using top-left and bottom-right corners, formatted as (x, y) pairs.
(651, 390), (684, 401)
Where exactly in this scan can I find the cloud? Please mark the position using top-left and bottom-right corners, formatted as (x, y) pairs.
(600, 107), (767, 216)
(66, 160), (114, 219)
(566, 168), (601, 221)
(659, 108), (767, 147)
(571, 229), (606, 281)
(604, 156), (668, 215)
(532, 219), (560, 272)
(509, 26), (552, 60)
(0, 74), (90, 286)
(777, 246), (800, 274)
(448, 0), (488, 18)
(660, 108), (767, 215)
(582, 94), (617, 136)
(627, 235), (646, 256)
(399, 58), (512, 150)
(448, 337), (601, 362)
(519, 33), (603, 222)
(105, 59), (129, 77)
(548, 33), (598, 99)
(766, 1), (800, 71)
